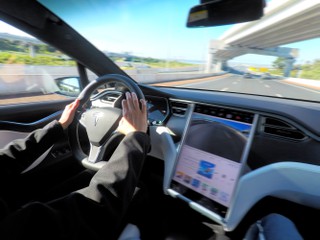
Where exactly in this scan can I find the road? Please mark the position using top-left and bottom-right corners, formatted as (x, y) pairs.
(1, 66), (320, 104)
(161, 74), (320, 102)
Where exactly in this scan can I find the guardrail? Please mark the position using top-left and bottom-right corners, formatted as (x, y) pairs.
(127, 71), (226, 84)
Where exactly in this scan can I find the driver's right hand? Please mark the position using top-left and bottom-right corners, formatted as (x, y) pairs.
(117, 92), (147, 135)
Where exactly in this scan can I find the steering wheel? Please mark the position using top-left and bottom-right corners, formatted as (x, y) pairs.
(68, 74), (145, 171)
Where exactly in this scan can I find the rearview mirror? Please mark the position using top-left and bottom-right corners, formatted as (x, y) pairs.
(187, 0), (265, 28)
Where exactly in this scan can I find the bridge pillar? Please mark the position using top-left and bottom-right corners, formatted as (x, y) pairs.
(205, 51), (214, 73)
(206, 40), (227, 73)
(214, 60), (223, 72)
(284, 58), (295, 78)
(206, 58), (226, 73)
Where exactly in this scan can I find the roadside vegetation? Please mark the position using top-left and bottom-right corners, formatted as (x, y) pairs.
(0, 38), (195, 69)
(2, 38), (319, 79)
(0, 51), (76, 66)
(0, 38), (75, 66)
(271, 57), (320, 80)
(300, 60), (320, 80)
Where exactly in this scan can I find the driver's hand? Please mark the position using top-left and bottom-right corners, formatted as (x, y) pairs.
(117, 92), (147, 135)
(59, 99), (80, 130)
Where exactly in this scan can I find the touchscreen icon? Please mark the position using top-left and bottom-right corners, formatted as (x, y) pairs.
(202, 183), (208, 191)
(183, 175), (192, 184)
(219, 191), (229, 203)
(210, 187), (218, 196)
(197, 160), (215, 179)
(175, 171), (184, 179)
(191, 178), (200, 188)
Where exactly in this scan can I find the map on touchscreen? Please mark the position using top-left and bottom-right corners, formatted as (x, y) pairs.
(170, 105), (254, 212)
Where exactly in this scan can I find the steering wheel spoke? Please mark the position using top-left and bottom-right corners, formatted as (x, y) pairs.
(88, 144), (107, 163)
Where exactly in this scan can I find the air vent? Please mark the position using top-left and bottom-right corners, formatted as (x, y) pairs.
(262, 117), (306, 141)
(265, 118), (291, 128)
(170, 101), (188, 116)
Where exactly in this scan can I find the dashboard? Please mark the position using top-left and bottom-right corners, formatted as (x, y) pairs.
(142, 85), (320, 165)
(139, 85), (320, 232)
(145, 95), (169, 126)
(90, 90), (169, 126)
(89, 87), (320, 171)
(86, 86), (320, 172)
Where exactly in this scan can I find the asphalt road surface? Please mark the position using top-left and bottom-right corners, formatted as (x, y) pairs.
(1, 70), (320, 104)
(172, 74), (320, 102)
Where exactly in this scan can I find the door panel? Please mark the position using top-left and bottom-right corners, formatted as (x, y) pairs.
(0, 100), (72, 127)
(0, 98), (86, 207)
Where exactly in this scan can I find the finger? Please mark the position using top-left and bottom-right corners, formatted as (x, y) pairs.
(121, 99), (128, 116)
(73, 99), (80, 108)
(140, 99), (147, 117)
(131, 92), (139, 110)
(125, 92), (134, 112)
(70, 99), (80, 112)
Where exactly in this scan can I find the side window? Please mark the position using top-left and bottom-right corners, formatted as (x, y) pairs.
(86, 69), (98, 82)
(0, 21), (80, 105)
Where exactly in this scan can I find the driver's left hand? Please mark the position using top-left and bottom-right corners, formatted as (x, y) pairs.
(59, 99), (80, 129)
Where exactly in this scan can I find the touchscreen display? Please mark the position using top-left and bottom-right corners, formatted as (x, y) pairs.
(170, 104), (254, 216)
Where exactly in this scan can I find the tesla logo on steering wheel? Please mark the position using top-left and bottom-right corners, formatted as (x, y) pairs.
(93, 112), (103, 126)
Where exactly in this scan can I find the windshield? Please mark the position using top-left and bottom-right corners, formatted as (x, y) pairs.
(39, 0), (320, 102)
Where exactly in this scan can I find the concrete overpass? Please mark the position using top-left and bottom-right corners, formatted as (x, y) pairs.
(207, 0), (320, 77)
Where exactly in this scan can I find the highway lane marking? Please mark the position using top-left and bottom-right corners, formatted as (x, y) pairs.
(264, 84), (270, 88)
(221, 88), (229, 91)
(232, 82), (238, 84)
(275, 94), (283, 97)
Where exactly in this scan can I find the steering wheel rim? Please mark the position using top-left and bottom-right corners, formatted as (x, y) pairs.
(68, 73), (145, 171)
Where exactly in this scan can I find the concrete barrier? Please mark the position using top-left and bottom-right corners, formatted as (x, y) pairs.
(284, 77), (320, 90)
(0, 64), (226, 85)
(127, 71), (226, 84)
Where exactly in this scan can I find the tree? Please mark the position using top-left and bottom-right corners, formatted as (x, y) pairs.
(272, 57), (286, 70)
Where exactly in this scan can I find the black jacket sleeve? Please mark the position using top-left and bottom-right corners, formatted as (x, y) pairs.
(77, 131), (150, 204)
(0, 120), (65, 176)
(0, 131), (151, 240)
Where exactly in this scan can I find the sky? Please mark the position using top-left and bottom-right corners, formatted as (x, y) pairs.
(1, 0), (319, 67)
(0, 22), (32, 37)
